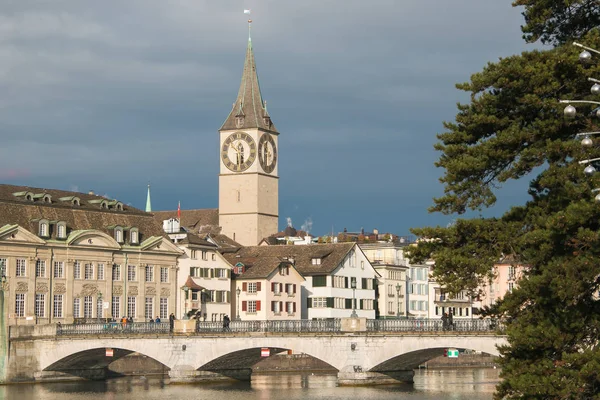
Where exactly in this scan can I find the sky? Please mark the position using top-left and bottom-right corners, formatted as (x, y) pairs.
(0, 1), (535, 237)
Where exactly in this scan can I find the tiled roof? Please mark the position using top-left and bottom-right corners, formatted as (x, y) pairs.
(220, 38), (278, 133)
(208, 233), (242, 251)
(0, 184), (166, 240)
(223, 243), (355, 276)
(153, 209), (219, 231)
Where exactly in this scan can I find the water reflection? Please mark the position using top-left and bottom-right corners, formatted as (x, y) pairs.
(0, 368), (500, 400)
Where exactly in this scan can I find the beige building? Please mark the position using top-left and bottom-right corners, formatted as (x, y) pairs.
(359, 242), (410, 319)
(0, 184), (182, 326)
(218, 33), (280, 246)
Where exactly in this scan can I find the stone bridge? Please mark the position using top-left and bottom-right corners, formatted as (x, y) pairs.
(5, 319), (507, 386)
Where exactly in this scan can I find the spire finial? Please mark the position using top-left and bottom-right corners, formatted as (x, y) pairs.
(145, 183), (152, 213)
(244, 9), (252, 41)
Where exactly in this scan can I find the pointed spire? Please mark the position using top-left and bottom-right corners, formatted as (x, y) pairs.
(220, 23), (278, 133)
(145, 184), (152, 213)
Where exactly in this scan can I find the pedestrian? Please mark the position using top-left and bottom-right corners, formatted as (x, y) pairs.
(169, 313), (175, 333)
(121, 315), (127, 329)
(155, 316), (161, 323)
(128, 316), (133, 324)
(441, 312), (448, 331)
(149, 318), (154, 323)
(223, 315), (231, 332)
(448, 310), (454, 331)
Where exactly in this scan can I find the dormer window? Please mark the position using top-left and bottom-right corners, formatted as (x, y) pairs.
(235, 113), (245, 128)
(311, 257), (322, 265)
(73, 198), (80, 206)
(100, 200), (108, 209)
(130, 228), (139, 244)
(26, 194), (33, 201)
(57, 222), (67, 239)
(39, 221), (48, 237)
(116, 202), (123, 211)
(43, 194), (51, 203)
(115, 227), (124, 243)
(263, 115), (271, 127)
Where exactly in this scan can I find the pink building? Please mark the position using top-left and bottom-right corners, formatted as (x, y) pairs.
(480, 258), (526, 308)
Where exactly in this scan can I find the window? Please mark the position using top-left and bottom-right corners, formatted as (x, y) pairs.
(215, 268), (227, 278)
(0, 258), (5, 278)
(53, 294), (63, 318)
(160, 267), (168, 283)
(248, 300), (257, 313)
(145, 265), (153, 282)
(112, 264), (121, 281)
(57, 223), (66, 239)
(190, 267), (200, 277)
(211, 254), (216, 261)
(508, 266), (516, 279)
(202, 251), (208, 261)
(73, 298), (80, 318)
(272, 301), (281, 313)
(97, 297), (103, 319)
(73, 261), (81, 279)
(127, 296), (136, 317)
(311, 258), (321, 265)
(39, 222), (48, 237)
(115, 228), (123, 243)
(191, 250), (197, 259)
(84, 263), (94, 280)
(97, 264), (104, 280)
(286, 283), (296, 296)
(130, 229), (138, 244)
(127, 265), (136, 281)
(16, 258), (26, 277)
(361, 260), (365, 269)
(34, 260), (45, 278)
(410, 300), (417, 311)
(145, 297), (154, 319)
(272, 282), (281, 294)
(54, 261), (64, 278)
(508, 282), (514, 292)
(84, 296), (93, 318)
(312, 297), (327, 308)
(160, 298), (168, 319)
(248, 282), (257, 294)
(312, 275), (327, 287)
(112, 296), (120, 319)
(286, 302), (295, 314)
(15, 293), (25, 317)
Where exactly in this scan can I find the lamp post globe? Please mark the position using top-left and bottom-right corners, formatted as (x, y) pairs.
(580, 50), (593, 63)
(584, 164), (597, 176)
(582, 135), (594, 147)
(564, 105), (577, 118)
(592, 83), (600, 95)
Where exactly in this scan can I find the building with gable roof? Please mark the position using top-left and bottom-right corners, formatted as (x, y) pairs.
(0, 184), (182, 326)
(224, 243), (379, 320)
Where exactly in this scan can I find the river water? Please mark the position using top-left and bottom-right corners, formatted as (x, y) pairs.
(0, 369), (500, 400)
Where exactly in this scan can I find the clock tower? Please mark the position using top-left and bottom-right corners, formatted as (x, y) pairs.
(219, 27), (279, 246)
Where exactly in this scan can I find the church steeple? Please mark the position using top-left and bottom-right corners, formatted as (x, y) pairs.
(220, 23), (278, 133)
(145, 184), (152, 213)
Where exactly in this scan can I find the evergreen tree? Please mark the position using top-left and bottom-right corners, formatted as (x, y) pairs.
(408, 2), (600, 398)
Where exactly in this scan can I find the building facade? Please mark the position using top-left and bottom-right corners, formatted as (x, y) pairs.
(0, 184), (181, 326)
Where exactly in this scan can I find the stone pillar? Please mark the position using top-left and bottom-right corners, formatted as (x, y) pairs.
(0, 289), (7, 383)
(338, 366), (414, 385)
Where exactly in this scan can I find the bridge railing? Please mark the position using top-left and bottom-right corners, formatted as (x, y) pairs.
(57, 322), (170, 336)
(195, 319), (341, 334)
(367, 318), (501, 333)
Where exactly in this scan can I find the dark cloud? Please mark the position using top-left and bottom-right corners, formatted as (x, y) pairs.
(0, 1), (531, 235)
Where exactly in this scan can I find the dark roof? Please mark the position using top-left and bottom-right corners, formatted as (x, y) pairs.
(183, 276), (205, 291)
(179, 233), (217, 247)
(220, 38), (278, 133)
(153, 209), (219, 231)
(229, 257), (295, 279)
(0, 184), (166, 240)
(223, 243), (355, 276)
(208, 233), (242, 251)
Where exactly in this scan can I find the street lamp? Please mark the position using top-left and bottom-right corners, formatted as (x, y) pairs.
(395, 283), (401, 319)
(405, 273), (411, 318)
(350, 277), (358, 318)
(573, 41), (600, 63)
(182, 285), (189, 319)
(235, 287), (241, 321)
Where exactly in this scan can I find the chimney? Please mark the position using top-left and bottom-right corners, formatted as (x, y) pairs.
(88, 190), (95, 195)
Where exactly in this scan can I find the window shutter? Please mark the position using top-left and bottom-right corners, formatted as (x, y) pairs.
(257, 282), (261, 291)
(271, 282), (276, 292)
(293, 284), (296, 293)
(227, 269), (231, 278)
(189, 267), (194, 276)
(307, 298), (312, 308)
(210, 269), (214, 278)
(242, 301), (247, 311)
(360, 299), (364, 309)
(280, 283), (283, 292)
(242, 282), (247, 292)
(362, 278), (367, 289)
(345, 277), (349, 288)
(345, 299), (352, 309)
(286, 267), (289, 275)
(271, 301), (275, 312)
(256, 300), (261, 311)
(293, 302), (296, 312)
(280, 301), (283, 311)
(226, 291), (230, 303)
(326, 297), (334, 308)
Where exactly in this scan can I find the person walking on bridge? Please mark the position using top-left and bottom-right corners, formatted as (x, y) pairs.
(223, 315), (231, 332)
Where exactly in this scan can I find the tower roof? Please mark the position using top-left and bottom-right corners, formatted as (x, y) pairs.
(220, 33), (278, 133)
(145, 184), (152, 213)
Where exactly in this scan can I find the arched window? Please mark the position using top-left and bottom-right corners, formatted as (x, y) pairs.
(57, 222), (66, 239)
(39, 221), (49, 237)
(130, 229), (139, 244)
(115, 227), (123, 243)
(72, 198), (80, 206)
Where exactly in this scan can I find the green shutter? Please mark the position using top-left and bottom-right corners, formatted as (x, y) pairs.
(362, 278), (367, 289)
(345, 299), (352, 309)
(360, 299), (364, 309)
(210, 269), (214, 278)
(307, 298), (312, 308)
(227, 270), (231, 278)
(344, 277), (349, 288)
(326, 297), (334, 308)
(189, 267), (194, 276)
(227, 291), (230, 303)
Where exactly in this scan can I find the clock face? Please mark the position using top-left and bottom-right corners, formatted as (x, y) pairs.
(221, 132), (257, 172)
(258, 133), (277, 174)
